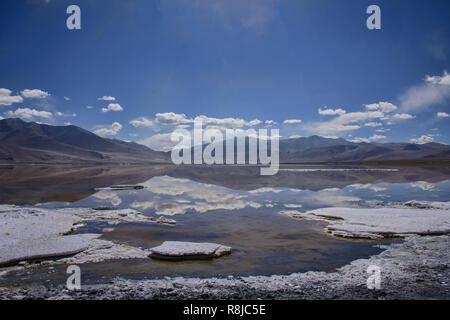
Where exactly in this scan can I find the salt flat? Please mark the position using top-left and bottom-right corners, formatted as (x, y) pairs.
(0, 205), (159, 267)
(280, 200), (450, 239)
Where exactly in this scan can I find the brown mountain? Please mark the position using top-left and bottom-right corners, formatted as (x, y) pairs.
(279, 137), (450, 162)
(189, 135), (450, 163)
(1, 118), (449, 164)
(0, 118), (170, 163)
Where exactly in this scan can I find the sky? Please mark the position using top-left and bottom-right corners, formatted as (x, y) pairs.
(0, 0), (449, 150)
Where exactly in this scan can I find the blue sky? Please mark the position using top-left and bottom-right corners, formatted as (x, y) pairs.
(0, 0), (449, 150)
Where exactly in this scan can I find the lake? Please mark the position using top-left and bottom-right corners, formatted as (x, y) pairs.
(1, 164), (449, 286)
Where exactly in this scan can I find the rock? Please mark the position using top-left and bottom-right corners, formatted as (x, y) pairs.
(110, 185), (144, 190)
(149, 241), (231, 261)
(402, 200), (450, 210)
(92, 206), (119, 211)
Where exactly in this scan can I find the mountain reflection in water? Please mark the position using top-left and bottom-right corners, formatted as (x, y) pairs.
(0, 164), (449, 281)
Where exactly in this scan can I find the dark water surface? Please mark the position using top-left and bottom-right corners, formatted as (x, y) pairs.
(1, 164), (449, 285)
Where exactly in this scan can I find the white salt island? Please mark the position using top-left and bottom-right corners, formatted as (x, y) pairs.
(149, 241), (232, 260)
(279, 200), (450, 239)
(0, 205), (159, 267)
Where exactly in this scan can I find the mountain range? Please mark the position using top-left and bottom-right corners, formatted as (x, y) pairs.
(0, 118), (170, 163)
(0, 118), (449, 163)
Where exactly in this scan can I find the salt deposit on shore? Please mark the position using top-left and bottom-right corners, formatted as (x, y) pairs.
(0, 205), (165, 268)
(279, 168), (399, 172)
(1, 201), (449, 299)
(279, 201), (450, 239)
(1, 235), (447, 300)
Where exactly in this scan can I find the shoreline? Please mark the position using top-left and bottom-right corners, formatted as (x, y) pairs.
(1, 159), (450, 167)
(0, 201), (449, 300)
(1, 235), (448, 300)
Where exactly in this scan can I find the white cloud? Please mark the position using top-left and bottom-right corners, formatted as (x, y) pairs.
(364, 102), (398, 113)
(437, 112), (449, 118)
(283, 119), (302, 124)
(92, 191), (122, 206)
(409, 135), (434, 144)
(64, 96), (71, 101)
(289, 135), (302, 139)
(5, 107), (52, 120)
(0, 88), (23, 106)
(194, 115), (260, 128)
(248, 119), (262, 126)
(101, 103), (123, 112)
(349, 134), (386, 143)
(248, 187), (283, 194)
(87, 105), (94, 109)
(369, 134), (386, 141)
(134, 113), (271, 151)
(56, 112), (76, 117)
(138, 133), (179, 151)
(349, 137), (370, 143)
(156, 112), (192, 125)
(93, 122), (122, 136)
(307, 110), (384, 136)
(129, 176), (262, 215)
(195, 115), (242, 127)
(130, 117), (157, 128)
(304, 189), (361, 207)
(350, 184), (387, 192)
(247, 131), (281, 140)
(20, 89), (50, 99)
(410, 181), (435, 191)
(364, 122), (383, 127)
(425, 70), (450, 85)
(318, 107), (346, 116)
(400, 70), (450, 112)
(97, 96), (116, 101)
(393, 113), (415, 120)
(134, 112), (263, 131)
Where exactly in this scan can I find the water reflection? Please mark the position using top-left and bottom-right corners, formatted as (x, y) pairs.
(1, 164), (449, 205)
(1, 164), (449, 279)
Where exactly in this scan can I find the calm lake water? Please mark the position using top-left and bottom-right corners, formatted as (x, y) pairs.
(1, 164), (449, 285)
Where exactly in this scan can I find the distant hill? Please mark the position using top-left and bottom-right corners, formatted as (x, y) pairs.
(0, 118), (170, 163)
(185, 135), (450, 163)
(1, 118), (449, 164)
(279, 136), (450, 162)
